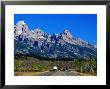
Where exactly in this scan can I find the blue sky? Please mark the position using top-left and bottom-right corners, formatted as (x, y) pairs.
(14, 14), (97, 45)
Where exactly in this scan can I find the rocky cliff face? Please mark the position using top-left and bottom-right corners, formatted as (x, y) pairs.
(14, 21), (97, 60)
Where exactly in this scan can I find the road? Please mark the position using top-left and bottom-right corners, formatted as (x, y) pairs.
(38, 70), (81, 76)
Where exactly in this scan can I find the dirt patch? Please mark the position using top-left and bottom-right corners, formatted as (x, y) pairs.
(14, 71), (49, 76)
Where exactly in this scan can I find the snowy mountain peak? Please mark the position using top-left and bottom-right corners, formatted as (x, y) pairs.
(34, 28), (41, 31)
(63, 29), (73, 38)
(17, 20), (26, 25)
(14, 21), (29, 36)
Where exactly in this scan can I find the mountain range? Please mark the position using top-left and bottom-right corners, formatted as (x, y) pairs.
(14, 20), (97, 60)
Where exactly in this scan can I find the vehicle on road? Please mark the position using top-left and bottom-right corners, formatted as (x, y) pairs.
(50, 66), (58, 72)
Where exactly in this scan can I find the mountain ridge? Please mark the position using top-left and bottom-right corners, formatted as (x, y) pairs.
(14, 20), (97, 60)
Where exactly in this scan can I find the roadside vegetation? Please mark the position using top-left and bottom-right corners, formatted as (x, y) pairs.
(14, 57), (49, 72)
(74, 59), (97, 75)
(14, 57), (97, 76)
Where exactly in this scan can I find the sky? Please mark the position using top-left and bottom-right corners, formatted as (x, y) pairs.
(14, 14), (97, 45)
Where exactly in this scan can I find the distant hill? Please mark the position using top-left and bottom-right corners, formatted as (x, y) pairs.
(14, 21), (97, 60)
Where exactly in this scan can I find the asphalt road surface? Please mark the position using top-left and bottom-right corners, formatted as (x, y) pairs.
(38, 70), (81, 76)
